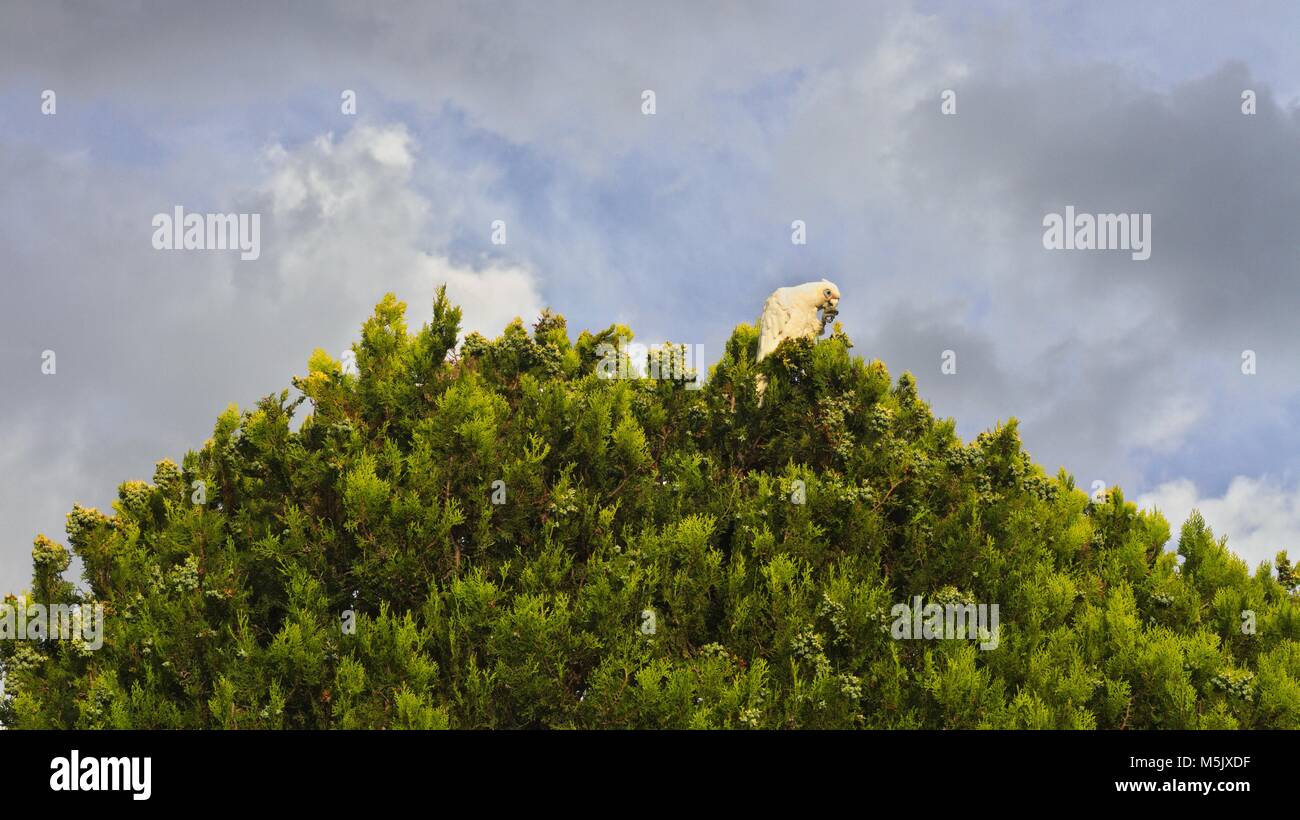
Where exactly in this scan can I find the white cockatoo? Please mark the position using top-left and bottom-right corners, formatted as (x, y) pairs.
(758, 279), (841, 361)
(755, 279), (841, 402)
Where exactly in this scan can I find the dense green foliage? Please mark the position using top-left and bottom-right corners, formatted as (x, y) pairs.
(4, 287), (1298, 729)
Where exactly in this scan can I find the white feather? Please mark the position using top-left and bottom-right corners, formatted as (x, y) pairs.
(757, 280), (840, 362)
(754, 280), (841, 405)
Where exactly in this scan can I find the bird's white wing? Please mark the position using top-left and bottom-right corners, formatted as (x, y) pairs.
(757, 291), (792, 361)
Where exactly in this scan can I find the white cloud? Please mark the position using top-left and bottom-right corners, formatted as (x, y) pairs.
(1122, 392), (1208, 454)
(0, 122), (543, 595)
(428, 258), (543, 338)
(1139, 476), (1300, 570)
(0, 414), (94, 595)
(259, 123), (543, 336)
(3, 3), (1300, 597)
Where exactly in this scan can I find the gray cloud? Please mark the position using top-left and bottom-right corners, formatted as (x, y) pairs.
(2, 1), (1299, 591)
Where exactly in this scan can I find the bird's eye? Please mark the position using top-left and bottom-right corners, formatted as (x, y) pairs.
(823, 289), (831, 297)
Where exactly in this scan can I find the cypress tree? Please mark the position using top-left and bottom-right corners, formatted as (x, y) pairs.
(3, 285), (1297, 729)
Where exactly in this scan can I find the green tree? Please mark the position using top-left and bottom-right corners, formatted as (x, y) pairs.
(3, 287), (1297, 729)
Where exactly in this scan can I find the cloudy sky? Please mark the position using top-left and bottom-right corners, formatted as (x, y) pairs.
(2, 1), (1299, 594)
